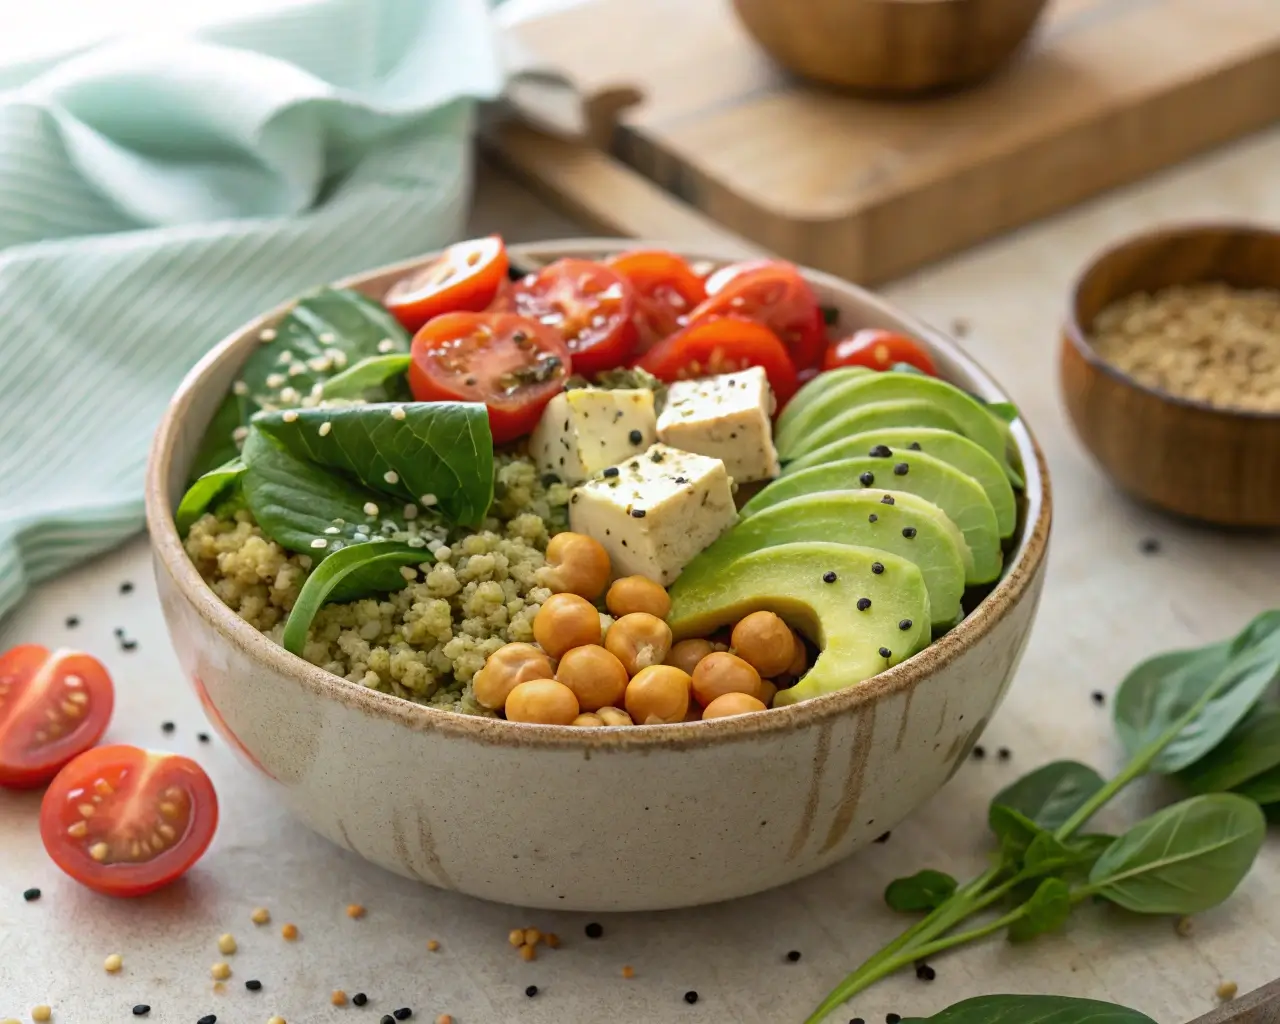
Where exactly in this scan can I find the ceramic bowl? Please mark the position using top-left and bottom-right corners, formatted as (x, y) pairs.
(146, 239), (1052, 912)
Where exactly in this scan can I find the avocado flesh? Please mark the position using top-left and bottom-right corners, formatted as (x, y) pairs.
(784, 428), (1016, 538)
(668, 541), (932, 706)
(775, 366), (871, 441)
(678, 490), (966, 628)
(741, 452), (1003, 584)
(778, 399), (963, 460)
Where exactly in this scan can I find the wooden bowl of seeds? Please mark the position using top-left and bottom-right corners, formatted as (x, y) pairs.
(1061, 223), (1280, 527)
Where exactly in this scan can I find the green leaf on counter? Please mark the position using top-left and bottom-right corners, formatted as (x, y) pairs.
(320, 353), (413, 402)
(988, 805), (1045, 862)
(900, 994), (1159, 1023)
(884, 870), (958, 913)
(1179, 706), (1280, 795)
(991, 760), (1107, 832)
(1007, 877), (1072, 943)
(175, 457), (245, 535)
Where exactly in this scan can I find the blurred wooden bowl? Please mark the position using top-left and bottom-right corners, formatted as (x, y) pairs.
(1060, 223), (1280, 528)
(731, 0), (1050, 94)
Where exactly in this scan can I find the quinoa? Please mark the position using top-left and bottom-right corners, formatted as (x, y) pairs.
(185, 455), (571, 713)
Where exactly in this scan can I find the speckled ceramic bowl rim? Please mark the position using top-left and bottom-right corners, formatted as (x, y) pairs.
(145, 238), (1052, 752)
(1063, 220), (1280, 423)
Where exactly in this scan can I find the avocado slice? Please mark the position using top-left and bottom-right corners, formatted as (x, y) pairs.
(740, 452), (1003, 584)
(778, 398), (963, 460)
(784, 428), (1017, 538)
(668, 541), (932, 706)
(775, 366), (871, 441)
(677, 490), (966, 628)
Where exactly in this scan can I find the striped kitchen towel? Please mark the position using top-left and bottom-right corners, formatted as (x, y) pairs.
(0, 0), (506, 620)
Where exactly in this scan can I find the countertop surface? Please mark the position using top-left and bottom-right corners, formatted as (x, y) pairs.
(4, 139), (1280, 1023)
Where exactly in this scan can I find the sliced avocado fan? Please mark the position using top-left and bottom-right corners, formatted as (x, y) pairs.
(783, 427), (1017, 538)
(775, 366), (871, 440)
(677, 490), (966, 629)
(778, 399), (963, 461)
(740, 451), (1003, 584)
(668, 542), (932, 707)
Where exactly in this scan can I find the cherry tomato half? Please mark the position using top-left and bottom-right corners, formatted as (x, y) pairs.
(637, 316), (799, 407)
(408, 312), (571, 445)
(383, 235), (509, 333)
(606, 249), (707, 350)
(823, 328), (937, 376)
(0, 645), (114, 789)
(688, 262), (826, 370)
(40, 744), (218, 897)
(501, 258), (638, 376)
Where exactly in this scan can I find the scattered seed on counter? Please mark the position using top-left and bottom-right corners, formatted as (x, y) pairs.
(394, 1010), (412, 1021)
(1217, 981), (1238, 1001)
(120, 581), (135, 594)
(508, 929), (524, 947)
(887, 1015), (902, 1024)
(850, 1018), (865, 1024)
(162, 721), (176, 733)
(972, 745), (986, 760)
(950, 318), (970, 337)
(1091, 691), (1106, 706)
(426, 939), (440, 952)
(1175, 916), (1194, 937)
(520, 944), (537, 962)
(435, 1015), (453, 1024)
(875, 831), (892, 843)
(352, 993), (368, 1006)
(32, 1009), (52, 1023)
(120, 638), (138, 652)
(197, 732), (211, 743)
(786, 951), (802, 962)
(246, 980), (263, 991)
(64, 616), (79, 629)
(997, 747), (1011, 761)
(523, 928), (542, 946)
(268, 1017), (286, 1024)
(197, 1016), (216, 1024)
(915, 962), (936, 981)
(281, 923), (298, 941)
(211, 962), (232, 981)
(331, 991), (348, 1007)
(525, 986), (538, 998)
(684, 992), (698, 1005)
(104, 953), (123, 973)
(546, 933), (560, 948)
(217, 934), (237, 955)
(1139, 537), (1161, 555)
(347, 903), (366, 919)
(381, 1016), (395, 1024)
(22, 887), (40, 901)
(131, 1007), (150, 1017)
(622, 966), (635, 979)
(251, 907), (270, 925)
(585, 922), (603, 939)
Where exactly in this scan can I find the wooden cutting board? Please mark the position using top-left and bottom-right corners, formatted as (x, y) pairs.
(496, 0), (1280, 285)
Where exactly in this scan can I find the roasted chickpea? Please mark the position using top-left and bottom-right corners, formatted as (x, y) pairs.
(625, 665), (691, 725)
(537, 532), (611, 600)
(702, 692), (768, 719)
(572, 712), (605, 727)
(731, 611), (795, 677)
(605, 612), (672, 676)
(665, 638), (714, 676)
(505, 679), (580, 725)
(691, 652), (763, 707)
(758, 679), (778, 707)
(473, 643), (555, 710)
(597, 706), (634, 727)
(606, 575), (671, 619)
(785, 629), (808, 677)
(556, 645), (628, 711)
(533, 593), (602, 658)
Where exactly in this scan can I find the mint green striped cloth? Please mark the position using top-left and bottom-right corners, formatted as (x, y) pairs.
(0, 0), (506, 620)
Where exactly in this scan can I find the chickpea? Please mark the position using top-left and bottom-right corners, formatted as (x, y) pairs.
(625, 665), (691, 725)
(556, 645), (628, 711)
(533, 593), (602, 658)
(665, 638), (714, 676)
(702, 692), (768, 719)
(573, 712), (604, 727)
(473, 643), (555, 710)
(785, 630), (808, 678)
(597, 706), (634, 727)
(606, 575), (671, 619)
(758, 679), (778, 707)
(605, 612), (672, 676)
(731, 611), (796, 677)
(538, 532), (611, 600)
(691, 652), (763, 707)
(505, 679), (580, 725)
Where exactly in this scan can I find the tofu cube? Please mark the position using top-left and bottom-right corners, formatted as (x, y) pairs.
(568, 443), (736, 585)
(656, 367), (780, 483)
(528, 387), (657, 484)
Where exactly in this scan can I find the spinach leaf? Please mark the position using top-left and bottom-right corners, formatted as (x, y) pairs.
(1179, 706), (1280, 795)
(1235, 764), (1280, 804)
(252, 402), (493, 527)
(1007, 877), (1072, 943)
(1086, 793), (1266, 914)
(990, 761), (1106, 832)
(175, 458), (246, 535)
(189, 392), (244, 482)
(884, 870), (958, 913)
(900, 994), (1159, 1023)
(281, 541), (427, 655)
(320, 353), (413, 402)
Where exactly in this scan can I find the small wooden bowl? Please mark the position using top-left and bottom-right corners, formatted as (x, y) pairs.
(1060, 223), (1280, 528)
(731, 0), (1050, 94)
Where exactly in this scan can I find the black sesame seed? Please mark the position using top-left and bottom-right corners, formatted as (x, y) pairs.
(198, 1016), (217, 1024)
(586, 922), (603, 938)
(629, 429), (643, 444)
(650, 450), (665, 463)
(878, 647), (891, 659)
(823, 571), (838, 583)
(684, 991), (699, 1004)
(23, 887), (40, 901)
(631, 509), (646, 518)
(197, 732), (211, 743)
(161, 721), (175, 733)
(908, 442), (922, 450)
(1091, 690), (1106, 706)
(132, 1006), (150, 1017)
(998, 747), (1011, 761)
(893, 462), (909, 476)
(526, 986), (539, 997)
(972, 745), (986, 759)
(880, 495), (894, 505)
(871, 562), (884, 574)
(245, 980), (262, 991)
(901, 527), (917, 539)
(113, 627), (125, 638)
(1139, 537), (1161, 555)
(121, 638), (138, 651)
(394, 1009), (413, 1020)
(859, 471), (875, 485)
(352, 992), (367, 1005)
(856, 598), (871, 611)
(899, 619), (912, 631)
(869, 445), (891, 458)
(120, 581), (134, 594)
(887, 1015), (902, 1024)
(874, 831), (891, 843)
(604, 466), (620, 478)
(916, 963), (936, 981)
(868, 513), (878, 523)
(381, 1015), (395, 1024)
(786, 950), (802, 962)
(674, 476), (688, 484)
(65, 615), (79, 628)
(850, 1019), (865, 1024)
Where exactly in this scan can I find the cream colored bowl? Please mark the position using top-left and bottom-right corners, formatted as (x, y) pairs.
(146, 240), (1051, 912)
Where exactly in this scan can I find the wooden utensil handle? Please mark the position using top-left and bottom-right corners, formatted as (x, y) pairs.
(1187, 980), (1280, 1023)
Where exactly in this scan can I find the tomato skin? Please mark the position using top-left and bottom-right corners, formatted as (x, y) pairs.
(606, 249), (707, 349)
(408, 312), (571, 445)
(823, 328), (937, 376)
(501, 258), (639, 376)
(40, 745), (218, 898)
(637, 316), (800, 407)
(688, 262), (827, 370)
(384, 236), (508, 332)
(0, 645), (114, 789)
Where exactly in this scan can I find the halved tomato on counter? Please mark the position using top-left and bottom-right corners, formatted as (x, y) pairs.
(689, 261), (826, 370)
(40, 744), (219, 897)
(823, 328), (937, 376)
(638, 316), (800, 406)
(408, 312), (572, 444)
(384, 235), (508, 332)
(0, 645), (114, 789)
(606, 249), (707, 350)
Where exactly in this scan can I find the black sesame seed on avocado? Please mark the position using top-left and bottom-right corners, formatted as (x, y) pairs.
(869, 445), (891, 458)
(898, 619), (912, 630)
(823, 571), (838, 583)
(856, 598), (871, 611)
(859, 471), (875, 485)
(878, 647), (891, 658)
(871, 562), (884, 574)
(893, 462), (909, 476)
(868, 513), (878, 523)
(901, 527), (917, 539)
(880, 495), (894, 505)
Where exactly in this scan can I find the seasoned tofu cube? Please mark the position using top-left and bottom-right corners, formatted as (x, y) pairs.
(568, 444), (736, 585)
(656, 367), (780, 483)
(529, 387), (657, 484)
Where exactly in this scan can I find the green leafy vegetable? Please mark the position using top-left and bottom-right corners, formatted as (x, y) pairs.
(1235, 764), (1280, 804)
(175, 458), (246, 535)
(189, 393), (243, 482)
(1007, 878), (1072, 943)
(990, 761), (1106, 832)
(1179, 706), (1280, 795)
(320, 354), (413, 402)
(252, 402), (492, 528)
(987, 805), (1045, 861)
(899, 994), (1158, 1024)
(986, 401), (1019, 423)
(884, 870), (958, 913)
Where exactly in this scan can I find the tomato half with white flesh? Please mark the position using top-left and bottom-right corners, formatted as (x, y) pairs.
(823, 328), (938, 376)
(702, 259), (771, 296)
(0, 645), (114, 789)
(383, 235), (508, 332)
(501, 258), (638, 376)
(689, 262), (826, 370)
(606, 249), (707, 349)
(637, 316), (800, 406)
(408, 312), (571, 444)
(40, 745), (218, 897)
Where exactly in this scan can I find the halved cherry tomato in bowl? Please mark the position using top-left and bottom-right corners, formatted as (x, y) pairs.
(40, 744), (218, 897)
(637, 316), (799, 407)
(688, 261), (826, 370)
(606, 249), (707, 350)
(498, 258), (638, 376)
(408, 312), (571, 445)
(384, 235), (508, 332)
(0, 645), (114, 789)
(823, 328), (937, 376)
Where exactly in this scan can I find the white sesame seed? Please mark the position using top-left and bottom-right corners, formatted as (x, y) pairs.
(308, 356), (332, 373)
(324, 527), (340, 535)
(265, 373), (286, 389)
(390, 405), (406, 421)
(420, 493), (438, 506)
(282, 410), (299, 423)
(279, 387), (300, 404)
(276, 350), (294, 366)
(232, 426), (249, 442)
(403, 504), (419, 520)
(319, 421), (332, 437)
(310, 538), (327, 549)
(288, 362), (307, 377)
(363, 502), (379, 517)
(384, 470), (399, 485)
(351, 532), (369, 543)
(318, 332), (336, 343)
(232, 381), (249, 396)
(259, 327), (277, 342)
(331, 351), (348, 369)
(377, 338), (397, 354)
